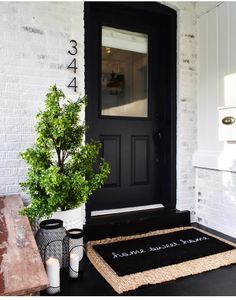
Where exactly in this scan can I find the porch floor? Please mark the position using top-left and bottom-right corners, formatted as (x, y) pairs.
(41, 224), (236, 296)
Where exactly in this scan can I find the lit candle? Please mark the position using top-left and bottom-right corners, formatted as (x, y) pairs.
(46, 257), (60, 294)
(70, 252), (79, 278)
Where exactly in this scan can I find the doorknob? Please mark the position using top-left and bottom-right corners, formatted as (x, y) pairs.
(154, 130), (162, 140)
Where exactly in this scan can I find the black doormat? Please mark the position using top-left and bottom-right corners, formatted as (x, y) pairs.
(87, 226), (236, 294)
(93, 228), (234, 276)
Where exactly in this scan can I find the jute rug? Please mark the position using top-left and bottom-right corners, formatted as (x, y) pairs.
(86, 226), (236, 294)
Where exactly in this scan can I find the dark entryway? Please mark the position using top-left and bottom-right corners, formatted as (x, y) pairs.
(85, 2), (177, 216)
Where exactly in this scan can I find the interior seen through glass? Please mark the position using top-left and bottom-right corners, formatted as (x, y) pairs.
(101, 26), (148, 117)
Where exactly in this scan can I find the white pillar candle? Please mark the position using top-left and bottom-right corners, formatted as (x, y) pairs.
(78, 245), (84, 261)
(46, 257), (60, 295)
(70, 253), (79, 278)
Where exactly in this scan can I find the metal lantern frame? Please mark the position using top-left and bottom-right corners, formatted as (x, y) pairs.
(64, 228), (84, 278)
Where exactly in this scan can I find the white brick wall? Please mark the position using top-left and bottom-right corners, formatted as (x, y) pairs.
(167, 2), (198, 221)
(0, 2), (84, 202)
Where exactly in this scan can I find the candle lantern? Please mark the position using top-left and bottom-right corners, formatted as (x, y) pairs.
(35, 219), (68, 269)
(63, 228), (84, 278)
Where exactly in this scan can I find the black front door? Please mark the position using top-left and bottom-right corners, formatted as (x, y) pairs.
(85, 2), (176, 214)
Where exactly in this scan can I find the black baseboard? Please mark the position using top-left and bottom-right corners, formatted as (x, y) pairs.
(192, 223), (236, 244)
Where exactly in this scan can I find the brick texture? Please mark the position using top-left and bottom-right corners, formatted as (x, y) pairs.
(0, 2), (85, 224)
(196, 168), (236, 238)
(167, 2), (198, 221)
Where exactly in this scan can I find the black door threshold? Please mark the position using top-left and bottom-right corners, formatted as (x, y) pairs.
(84, 208), (190, 241)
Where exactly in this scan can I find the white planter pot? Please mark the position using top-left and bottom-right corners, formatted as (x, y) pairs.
(32, 205), (85, 234)
(52, 206), (84, 230)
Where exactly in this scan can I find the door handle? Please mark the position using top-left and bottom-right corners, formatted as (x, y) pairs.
(154, 130), (162, 140)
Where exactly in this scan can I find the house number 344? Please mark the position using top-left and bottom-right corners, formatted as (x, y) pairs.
(67, 40), (78, 92)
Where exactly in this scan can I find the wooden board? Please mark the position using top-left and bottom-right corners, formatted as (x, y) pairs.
(0, 195), (48, 295)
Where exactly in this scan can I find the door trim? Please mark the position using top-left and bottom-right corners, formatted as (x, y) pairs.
(84, 2), (177, 219)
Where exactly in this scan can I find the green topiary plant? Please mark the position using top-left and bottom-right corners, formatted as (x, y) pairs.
(20, 85), (110, 222)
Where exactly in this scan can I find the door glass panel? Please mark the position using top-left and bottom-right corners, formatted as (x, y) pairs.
(101, 26), (148, 118)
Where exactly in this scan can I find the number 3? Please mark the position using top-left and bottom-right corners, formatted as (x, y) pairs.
(68, 40), (77, 55)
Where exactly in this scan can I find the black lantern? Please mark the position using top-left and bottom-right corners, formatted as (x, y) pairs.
(63, 228), (84, 279)
(35, 219), (68, 268)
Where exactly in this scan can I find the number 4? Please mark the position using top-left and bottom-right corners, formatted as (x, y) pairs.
(67, 77), (78, 92)
(67, 58), (77, 73)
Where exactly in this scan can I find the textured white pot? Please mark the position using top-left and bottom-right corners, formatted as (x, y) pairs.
(51, 206), (84, 230)
(33, 205), (85, 234)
